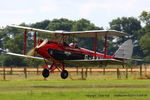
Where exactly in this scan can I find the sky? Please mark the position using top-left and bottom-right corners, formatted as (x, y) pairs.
(0, 0), (150, 29)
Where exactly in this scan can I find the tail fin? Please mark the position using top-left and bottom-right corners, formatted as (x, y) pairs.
(114, 39), (133, 59)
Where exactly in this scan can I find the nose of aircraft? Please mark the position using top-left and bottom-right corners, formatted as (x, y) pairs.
(27, 39), (48, 56)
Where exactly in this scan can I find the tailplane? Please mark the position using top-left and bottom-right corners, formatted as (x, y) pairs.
(114, 39), (133, 59)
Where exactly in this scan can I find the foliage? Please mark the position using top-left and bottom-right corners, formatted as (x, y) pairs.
(139, 11), (150, 63)
(110, 17), (141, 35)
(72, 18), (101, 31)
(4, 33), (24, 53)
(2, 11), (150, 66)
(139, 11), (150, 25)
(139, 32), (150, 53)
(30, 20), (50, 29)
(48, 18), (73, 31)
(109, 17), (142, 58)
(1, 18), (101, 66)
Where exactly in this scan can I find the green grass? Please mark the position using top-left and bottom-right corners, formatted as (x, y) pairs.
(0, 78), (150, 100)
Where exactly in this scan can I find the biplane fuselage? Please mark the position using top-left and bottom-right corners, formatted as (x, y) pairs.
(37, 39), (113, 61)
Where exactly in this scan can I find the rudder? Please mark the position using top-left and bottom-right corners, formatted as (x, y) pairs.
(114, 39), (133, 59)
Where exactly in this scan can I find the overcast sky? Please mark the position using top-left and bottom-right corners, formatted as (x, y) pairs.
(0, 0), (150, 29)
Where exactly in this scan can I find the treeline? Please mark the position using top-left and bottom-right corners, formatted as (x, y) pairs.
(0, 11), (150, 67)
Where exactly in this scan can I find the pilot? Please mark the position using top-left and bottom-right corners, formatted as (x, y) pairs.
(64, 42), (69, 47)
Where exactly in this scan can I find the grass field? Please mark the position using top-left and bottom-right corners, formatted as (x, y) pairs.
(0, 73), (150, 100)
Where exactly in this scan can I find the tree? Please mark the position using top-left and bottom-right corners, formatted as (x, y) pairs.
(4, 33), (24, 53)
(139, 11), (150, 63)
(109, 17), (142, 58)
(0, 29), (7, 48)
(110, 17), (141, 35)
(2, 55), (27, 66)
(1, 18), (104, 66)
(30, 20), (50, 29)
(3, 17), (145, 66)
(46, 18), (73, 31)
(72, 18), (101, 31)
(2, 33), (26, 66)
(139, 32), (150, 63)
(139, 32), (150, 53)
(139, 11), (150, 25)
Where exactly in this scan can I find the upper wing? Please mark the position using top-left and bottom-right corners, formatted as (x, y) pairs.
(64, 30), (129, 37)
(63, 59), (124, 66)
(8, 25), (129, 37)
(7, 25), (63, 34)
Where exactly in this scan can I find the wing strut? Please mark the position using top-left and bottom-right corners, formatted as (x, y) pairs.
(104, 35), (107, 58)
(62, 34), (64, 45)
(24, 29), (27, 55)
(33, 31), (37, 56)
(94, 33), (97, 59)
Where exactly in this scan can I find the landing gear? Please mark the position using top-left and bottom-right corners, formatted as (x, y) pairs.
(42, 61), (68, 79)
(61, 70), (68, 79)
(42, 68), (49, 78)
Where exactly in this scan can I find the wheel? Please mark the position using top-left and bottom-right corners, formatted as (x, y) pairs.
(42, 68), (49, 78)
(61, 70), (68, 79)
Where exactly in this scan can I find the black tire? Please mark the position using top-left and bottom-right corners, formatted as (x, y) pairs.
(61, 70), (68, 79)
(42, 68), (49, 78)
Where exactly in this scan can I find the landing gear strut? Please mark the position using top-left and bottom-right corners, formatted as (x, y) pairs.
(61, 70), (68, 79)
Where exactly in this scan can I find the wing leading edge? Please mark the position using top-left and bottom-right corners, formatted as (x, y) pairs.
(6, 52), (45, 61)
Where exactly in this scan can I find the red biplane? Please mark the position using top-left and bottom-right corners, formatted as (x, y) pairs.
(4, 25), (133, 79)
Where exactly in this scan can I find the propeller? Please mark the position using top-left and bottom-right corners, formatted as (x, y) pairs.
(27, 39), (48, 56)
(36, 39), (48, 49)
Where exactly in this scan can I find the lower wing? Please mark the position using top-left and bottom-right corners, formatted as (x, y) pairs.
(5, 52), (124, 66)
(6, 52), (45, 61)
(63, 59), (124, 66)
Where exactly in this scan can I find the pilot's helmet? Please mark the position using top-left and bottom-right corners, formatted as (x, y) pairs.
(69, 43), (74, 47)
